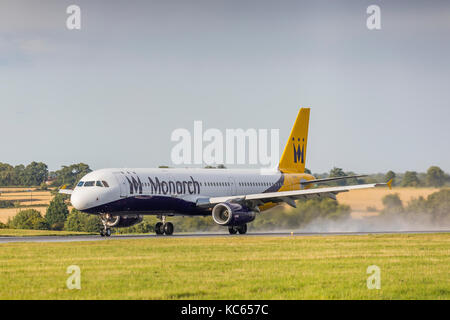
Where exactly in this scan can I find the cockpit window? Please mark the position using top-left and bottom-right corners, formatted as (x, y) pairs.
(96, 181), (103, 187)
(102, 180), (110, 187)
(77, 181), (84, 187)
(84, 181), (95, 187)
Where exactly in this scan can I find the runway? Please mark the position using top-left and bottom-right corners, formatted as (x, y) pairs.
(0, 230), (448, 243)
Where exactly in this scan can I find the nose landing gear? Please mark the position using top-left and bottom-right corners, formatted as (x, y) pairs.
(100, 213), (119, 237)
(155, 215), (174, 236)
(100, 228), (111, 237)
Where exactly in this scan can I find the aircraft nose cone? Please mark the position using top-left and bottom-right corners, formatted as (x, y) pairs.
(70, 192), (89, 211)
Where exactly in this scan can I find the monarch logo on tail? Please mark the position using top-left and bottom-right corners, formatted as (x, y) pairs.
(292, 137), (305, 164)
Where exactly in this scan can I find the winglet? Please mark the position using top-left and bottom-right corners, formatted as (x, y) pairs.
(386, 179), (393, 190)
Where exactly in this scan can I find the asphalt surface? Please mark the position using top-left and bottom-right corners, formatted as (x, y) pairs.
(0, 230), (448, 243)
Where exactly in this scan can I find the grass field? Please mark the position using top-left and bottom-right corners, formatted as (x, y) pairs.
(0, 188), (73, 223)
(0, 188), (53, 206)
(337, 187), (439, 216)
(0, 233), (448, 299)
(0, 229), (93, 237)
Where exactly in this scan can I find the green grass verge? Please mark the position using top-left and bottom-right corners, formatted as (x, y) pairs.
(0, 233), (448, 299)
(0, 228), (94, 237)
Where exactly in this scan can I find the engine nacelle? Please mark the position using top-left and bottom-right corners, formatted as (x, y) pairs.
(104, 215), (143, 228)
(212, 203), (256, 226)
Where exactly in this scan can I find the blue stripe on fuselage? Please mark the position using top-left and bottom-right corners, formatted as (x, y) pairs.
(82, 195), (210, 216)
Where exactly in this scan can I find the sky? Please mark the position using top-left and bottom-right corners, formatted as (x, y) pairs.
(0, 0), (449, 173)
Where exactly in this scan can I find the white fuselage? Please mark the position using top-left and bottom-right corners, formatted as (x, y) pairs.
(70, 168), (287, 216)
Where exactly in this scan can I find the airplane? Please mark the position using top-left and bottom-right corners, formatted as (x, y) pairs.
(59, 108), (391, 236)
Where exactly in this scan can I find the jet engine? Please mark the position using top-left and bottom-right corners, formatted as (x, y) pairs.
(212, 203), (256, 226)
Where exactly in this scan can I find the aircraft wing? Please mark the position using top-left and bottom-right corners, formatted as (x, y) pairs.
(197, 181), (391, 209)
(300, 174), (367, 186)
(58, 185), (73, 195)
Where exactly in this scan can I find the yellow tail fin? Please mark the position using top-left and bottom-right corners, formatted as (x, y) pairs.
(278, 108), (310, 173)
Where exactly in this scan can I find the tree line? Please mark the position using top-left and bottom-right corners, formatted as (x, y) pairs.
(315, 165), (449, 188)
(0, 162), (91, 187)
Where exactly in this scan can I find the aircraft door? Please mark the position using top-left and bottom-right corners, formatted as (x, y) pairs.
(228, 177), (236, 196)
(113, 172), (128, 198)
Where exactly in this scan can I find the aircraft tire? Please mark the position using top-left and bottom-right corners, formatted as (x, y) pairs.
(237, 224), (247, 234)
(228, 227), (237, 235)
(164, 222), (174, 236)
(155, 222), (164, 235)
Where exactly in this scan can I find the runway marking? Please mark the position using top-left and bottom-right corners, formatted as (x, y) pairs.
(0, 230), (448, 243)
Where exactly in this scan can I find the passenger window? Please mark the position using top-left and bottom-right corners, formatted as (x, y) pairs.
(84, 181), (95, 187)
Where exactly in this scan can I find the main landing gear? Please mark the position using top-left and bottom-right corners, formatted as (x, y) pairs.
(155, 215), (174, 236)
(228, 224), (247, 235)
